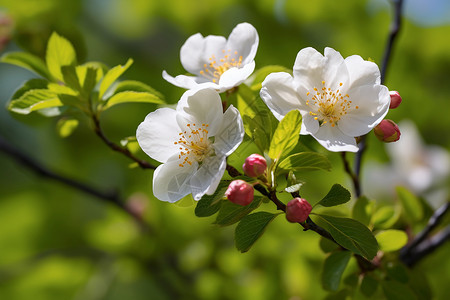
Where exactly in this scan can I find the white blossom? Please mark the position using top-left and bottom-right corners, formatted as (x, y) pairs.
(163, 23), (259, 92)
(260, 47), (390, 152)
(136, 88), (244, 202)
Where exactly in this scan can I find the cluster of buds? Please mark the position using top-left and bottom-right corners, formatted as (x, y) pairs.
(225, 154), (268, 206)
(374, 91), (402, 143)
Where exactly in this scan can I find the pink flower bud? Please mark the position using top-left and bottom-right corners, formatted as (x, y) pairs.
(286, 198), (312, 223)
(374, 119), (401, 143)
(389, 91), (402, 109)
(243, 154), (267, 177)
(225, 180), (254, 206)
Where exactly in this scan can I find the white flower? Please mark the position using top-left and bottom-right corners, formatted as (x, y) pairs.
(162, 22), (259, 93)
(260, 47), (390, 152)
(136, 88), (244, 203)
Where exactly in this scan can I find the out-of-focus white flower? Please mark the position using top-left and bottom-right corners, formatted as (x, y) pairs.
(163, 23), (259, 93)
(136, 88), (244, 203)
(364, 120), (450, 207)
(260, 47), (390, 152)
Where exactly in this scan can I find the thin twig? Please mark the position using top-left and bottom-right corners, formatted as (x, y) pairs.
(91, 114), (155, 169)
(341, 152), (361, 197)
(353, 0), (404, 195)
(0, 135), (148, 229)
(400, 202), (450, 266)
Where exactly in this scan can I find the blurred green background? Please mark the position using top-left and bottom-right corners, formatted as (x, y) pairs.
(0, 0), (449, 299)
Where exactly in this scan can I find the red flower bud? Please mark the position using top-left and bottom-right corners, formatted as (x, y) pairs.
(389, 91), (402, 109)
(286, 198), (312, 223)
(225, 180), (254, 206)
(243, 154), (267, 177)
(374, 119), (401, 143)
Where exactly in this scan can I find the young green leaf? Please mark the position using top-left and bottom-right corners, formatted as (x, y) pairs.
(277, 152), (331, 175)
(46, 32), (77, 81)
(396, 186), (423, 222)
(313, 214), (378, 260)
(214, 197), (263, 227)
(373, 206), (400, 229)
(9, 89), (62, 114)
(102, 91), (164, 111)
(352, 196), (375, 226)
(1, 52), (51, 79)
(114, 80), (164, 100)
(315, 184), (351, 208)
(194, 181), (229, 217)
(376, 230), (408, 252)
(56, 117), (79, 138)
(268, 110), (302, 160)
(99, 58), (133, 99)
(10, 79), (49, 100)
(321, 250), (352, 291)
(235, 211), (279, 253)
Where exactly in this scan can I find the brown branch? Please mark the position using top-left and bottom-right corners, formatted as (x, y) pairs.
(91, 114), (155, 169)
(0, 135), (148, 229)
(341, 152), (361, 197)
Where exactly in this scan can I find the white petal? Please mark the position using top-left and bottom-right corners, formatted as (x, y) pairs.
(218, 61), (255, 91)
(189, 155), (227, 200)
(226, 23), (259, 65)
(162, 71), (218, 90)
(180, 33), (227, 75)
(152, 156), (198, 203)
(176, 88), (224, 136)
(345, 55), (381, 87)
(300, 113), (320, 135)
(213, 105), (244, 156)
(293, 47), (348, 92)
(136, 107), (180, 163)
(311, 124), (359, 152)
(338, 85), (390, 137)
(323, 47), (349, 89)
(260, 72), (303, 121)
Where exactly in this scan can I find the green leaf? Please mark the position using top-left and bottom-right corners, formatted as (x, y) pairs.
(114, 80), (164, 100)
(99, 58), (133, 99)
(249, 65), (291, 90)
(235, 211), (279, 253)
(102, 91), (164, 111)
(352, 196), (375, 226)
(386, 263), (409, 284)
(409, 268), (433, 300)
(315, 184), (351, 208)
(56, 117), (79, 138)
(360, 274), (379, 297)
(1, 52), (51, 79)
(376, 230), (408, 252)
(46, 32), (77, 81)
(396, 186), (423, 222)
(214, 197), (263, 227)
(194, 181), (229, 217)
(268, 110), (302, 160)
(381, 280), (417, 300)
(322, 251), (352, 291)
(61, 65), (82, 91)
(319, 237), (340, 253)
(373, 206), (400, 229)
(10, 79), (49, 100)
(8, 89), (62, 114)
(277, 152), (331, 175)
(57, 94), (86, 111)
(313, 214), (378, 260)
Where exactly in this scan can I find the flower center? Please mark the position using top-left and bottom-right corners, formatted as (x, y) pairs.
(174, 123), (213, 167)
(200, 49), (243, 83)
(305, 81), (358, 127)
